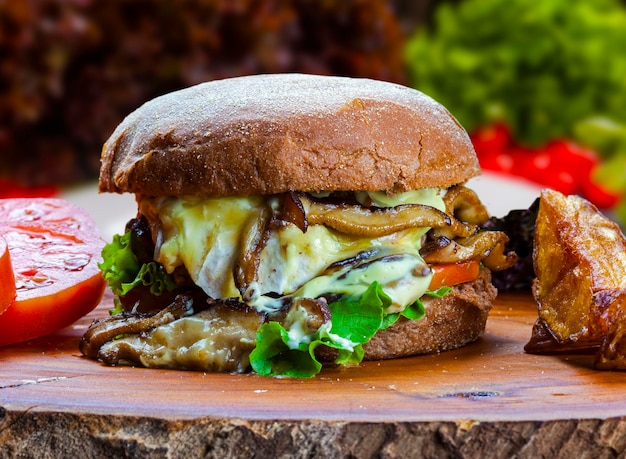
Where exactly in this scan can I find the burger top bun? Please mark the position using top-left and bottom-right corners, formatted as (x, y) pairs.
(99, 74), (480, 197)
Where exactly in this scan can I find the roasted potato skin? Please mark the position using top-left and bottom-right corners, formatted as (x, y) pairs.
(526, 189), (626, 369)
(597, 309), (626, 370)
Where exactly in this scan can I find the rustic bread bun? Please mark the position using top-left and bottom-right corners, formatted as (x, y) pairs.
(99, 74), (480, 197)
(317, 268), (497, 362)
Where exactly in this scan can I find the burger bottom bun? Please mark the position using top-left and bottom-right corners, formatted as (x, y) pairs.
(317, 268), (497, 362)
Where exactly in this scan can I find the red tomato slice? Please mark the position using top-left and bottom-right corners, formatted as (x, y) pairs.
(0, 235), (16, 314)
(0, 198), (105, 346)
(429, 260), (481, 290)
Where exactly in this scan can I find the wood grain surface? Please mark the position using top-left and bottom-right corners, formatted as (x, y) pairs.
(2, 291), (626, 458)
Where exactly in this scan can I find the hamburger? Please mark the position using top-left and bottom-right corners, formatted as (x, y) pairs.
(80, 74), (517, 377)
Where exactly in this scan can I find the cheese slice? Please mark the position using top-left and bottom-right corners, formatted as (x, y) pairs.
(142, 188), (446, 313)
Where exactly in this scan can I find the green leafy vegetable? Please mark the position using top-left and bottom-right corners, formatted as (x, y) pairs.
(406, 0), (626, 147)
(249, 282), (447, 378)
(393, 287), (448, 323)
(327, 282), (389, 344)
(250, 322), (323, 378)
(99, 232), (140, 296)
(250, 282), (388, 377)
(400, 300), (425, 321)
(132, 262), (178, 296)
(406, 0), (626, 224)
(99, 231), (177, 297)
(423, 287), (449, 299)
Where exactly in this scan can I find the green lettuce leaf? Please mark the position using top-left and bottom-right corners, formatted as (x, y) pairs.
(400, 301), (425, 321)
(250, 322), (323, 378)
(428, 286), (452, 298)
(99, 231), (176, 297)
(99, 231), (140, 296)
(381, 287), (449, 329)
(249, 281), (433, 378)
(327, 281), (389, 344)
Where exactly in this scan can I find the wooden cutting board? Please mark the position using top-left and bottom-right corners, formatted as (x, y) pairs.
(1, 291), (625, 458)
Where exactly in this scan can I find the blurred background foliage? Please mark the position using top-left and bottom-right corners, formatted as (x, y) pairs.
(406, 0), (626, 221)
(407, 0), (626, 147)
(1, 0), (625, 221)
(0, 0), (409, 187)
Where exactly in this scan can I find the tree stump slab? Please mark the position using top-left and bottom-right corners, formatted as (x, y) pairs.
(1, 292), (625, 458)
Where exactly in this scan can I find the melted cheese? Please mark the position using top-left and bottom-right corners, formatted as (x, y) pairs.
(356, 189), (447, 209)
(156, 195), (264, 298)
(143, 188), (445, 314)
(295, 253), (430, 314)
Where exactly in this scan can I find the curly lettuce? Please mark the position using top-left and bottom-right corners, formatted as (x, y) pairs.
(250, 283), (450, 378)
(99, 231), (177, 298)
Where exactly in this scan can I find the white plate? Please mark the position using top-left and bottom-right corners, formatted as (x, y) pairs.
(61, 184), (137, 242)
(467, 171), (542, 218)
(61, 172), (542, 242)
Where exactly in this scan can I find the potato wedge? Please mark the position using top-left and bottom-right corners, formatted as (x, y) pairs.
(525, 189), (626, 369)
